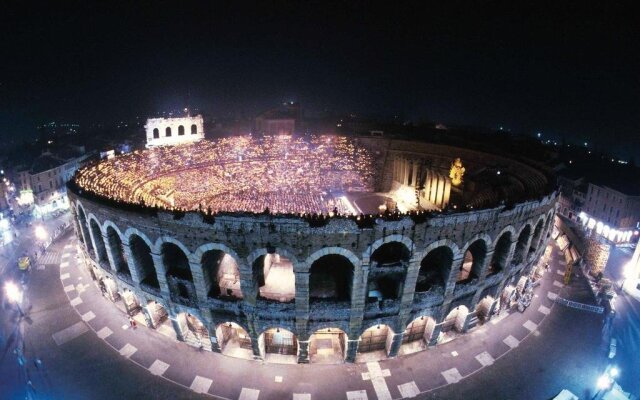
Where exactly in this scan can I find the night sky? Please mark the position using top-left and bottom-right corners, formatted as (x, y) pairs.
(1, 1), (638, 157)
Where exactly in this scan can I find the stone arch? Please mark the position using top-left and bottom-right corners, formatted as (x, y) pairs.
(215, 321), (253, 359)
(153, 128), (159, 138)
(489, 228), (514, 275)
(154, 236), (192, 258)
(305, 247), (361, 272)
(401, 315), (437, 354)
(356, 324), (395, 358)
(248, 246), (298, 303)
(75, 201), (92, 255)
(191, 124), (197, 134)
(442, 305), (469, 333)
(259, 327), (299, 362)
(87, 215), (109, 265)
(363, 234), (414, 265)
(309, 327), (349, 364)
(196, 244), (243, 299)
(415, 240), (459, 292)
(308, 253), (355, 302)
(178, 125), (185, 135)
(104, 222), (130, 276)
(512, 223), (532, 265)
(176, 312), (211, 350)
(529, 216), (545, 254)
(128, 232), (159, 289)
(165, 126), (172, 137)
(458, 234), (491, 283)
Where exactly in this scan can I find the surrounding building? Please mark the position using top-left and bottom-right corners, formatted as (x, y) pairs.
(145, 115), (204, 148)
(255, 103), (299, 135)
(582, 183), (640, 230)
(16, 146), (91, 215)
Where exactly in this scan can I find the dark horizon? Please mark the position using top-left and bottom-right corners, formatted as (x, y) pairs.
(1, 1), (638, 158)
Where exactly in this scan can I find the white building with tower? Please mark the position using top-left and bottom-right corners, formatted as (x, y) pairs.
(145, 114), (204, 148)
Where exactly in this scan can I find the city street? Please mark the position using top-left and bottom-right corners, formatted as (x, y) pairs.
(0, 229), (613, 399)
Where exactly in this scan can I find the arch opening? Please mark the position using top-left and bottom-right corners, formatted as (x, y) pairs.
(512, 225), (531, 265)
(416, 246), (453, 292)
(215, 322), (253, 360)
(458, 240), (486, 283)
(259, 328), (298, 364)
(309, 254), (354, 302)
(89, 219), (109, 266)
(400, 316), (436, 355)
(152, 128), (159, 139)
(177, 312), (211, 350)
(202, 250), (242, 299)
(106, 226), (130, 277)
(309, 328), (348, 364)
(178, 125), (185, 136)
(190, 124), (197, 135)
(370, 242), (410, 267)
(130, 235), (159, 290)
(165, 126), (172, 137)
(489, 231), (512, 275)
(146, 300), (173, 337)
(440, 305), (469, 343)
(529, 219), (544, 255)
(77, 206), (93, 257)
(252, 252), (295, 303)
(356, 324), (394, 362)
(98, 275), (119, 302)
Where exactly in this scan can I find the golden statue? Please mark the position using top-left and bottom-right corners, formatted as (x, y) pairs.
(449, 158), (465, 186)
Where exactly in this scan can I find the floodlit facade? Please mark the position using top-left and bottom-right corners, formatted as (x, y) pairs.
(68, 136), (557, 364)
(145, 115), (204, 148)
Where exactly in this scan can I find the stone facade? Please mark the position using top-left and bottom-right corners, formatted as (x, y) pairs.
(69, 187), (557, 363)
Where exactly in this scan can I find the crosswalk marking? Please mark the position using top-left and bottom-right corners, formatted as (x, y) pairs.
(539, 305), (551, 315)
(190, 376), (213, 394)
(475, 351), (494, 366)
(523, 320), (538, 332)
(60, 273), (70, 280)
(503, 335), (519, 348)
(398, 381), (420, 398)
(81, 311), (95, 322)
(547, 292), (558, 300)
(148, 359), (169, 376)
(346, 390), (368, 400)
(239, 388), (260, 400)
(96, 327), (113, 339)
(119, 343), (137, 358)
(293, 394), (311, 400)
(441, 368), (463, 384)
(70, 297), (83, 306)
(52, 322), (89, 346)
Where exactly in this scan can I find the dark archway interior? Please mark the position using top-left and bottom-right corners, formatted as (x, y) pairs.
(489, 232), (511, 274)
(458, 240), (486, 283)
(513, 225), (531, 265)
(191, 124), (197, 134)
(416, 246), (453, 292)
(202, 249), (242, 298)
(130, 235), (159, 288)
(162, 243), (192, 281)
(153, 128), (159, 138)
(309, 254), (354, 301)
(89, 219), (109, 264)
(368, 273), (404, 301)
(178, 125), (185, 135)
(107, 226), (130, 276)
(77, 207), (93, 256)
(529, 220), (544, 254)
(371, 242), (410, 266)
(165, 126), (172, 137)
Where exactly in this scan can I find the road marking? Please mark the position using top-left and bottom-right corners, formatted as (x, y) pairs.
(149, 359), (170, 376)
(523, 320), (538, 332)
(61, 253), (70, 259)
(441, 368), (463, 384)
(63, 284), (75, 292)
(70, 297), (83, 306)
(96, 327), (113, 339)
(346, 390), (368, 400)
(274, 376), (283, 383)
(81, 311), (95, 322)
(361, 362), (391, 400)
(398, 381), (420, 398)
(490, 311), (509, 324)
(451, 351), (459, 357)
(547, 292), (558, 300)
(293, 394), (311, 400)
(52, 321), (89, 346)
(64, 244), (73, 249)
(475, 351), (494, 366)
(239, 388), (260, 400)
(538, 305), (551, 315)
(119, 343), (137, 358)
(553, 280), (563, 288)
(556, 270), (564, 275)
(60, 261), (69, 268)
(503, 335), (519, 348)
(60, 273), (70, 280)
(122, 324), (130, 330)
(190, 376), (213, 394)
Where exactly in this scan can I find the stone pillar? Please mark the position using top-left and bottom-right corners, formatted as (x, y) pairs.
(297, 340), (310, 363)
(444, 255), (464, 300)
(295, 271), (310, 334)
(345, 339), (359, 362)
(189, 261), (209, 305)
(427, 324), (442, 347)
(208, 322), (222, 353)
(239, 262), (257, 306)
(398, 257), (420, 323)
(142, 304), (155, 328)
(150, 252), (171, 298)
(170, 314), (185, 341)
(349, 265), (369, 335)
(387, 332), (404, 357)
(246, 318), (263, 360)
(121, 242), (142, 285)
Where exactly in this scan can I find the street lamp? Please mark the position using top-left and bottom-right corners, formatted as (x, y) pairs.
(4, 281), (24, 316)
(35, 225), (48, 240)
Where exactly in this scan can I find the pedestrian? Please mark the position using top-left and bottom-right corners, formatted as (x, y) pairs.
(129, 316), (137, 329)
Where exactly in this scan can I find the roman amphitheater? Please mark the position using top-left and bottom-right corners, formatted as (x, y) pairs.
(67, 133), (557, 364)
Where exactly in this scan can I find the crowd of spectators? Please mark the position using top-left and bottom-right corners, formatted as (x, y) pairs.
(74, 135), (375, 214)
